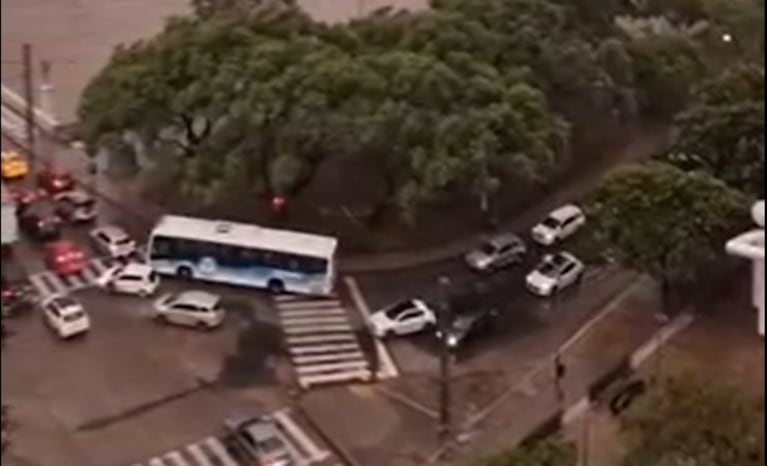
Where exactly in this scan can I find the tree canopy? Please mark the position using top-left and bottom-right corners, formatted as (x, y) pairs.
(621, 374), (765, 466)
(664, 61), (764, 197)
(582, 162), (749, 303)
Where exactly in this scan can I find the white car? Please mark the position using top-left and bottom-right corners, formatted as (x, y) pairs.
(525, 252), (585, 297)
(368, 299), (436, 338)
(97, 262), (159, 296)
(153, 290), (225, 329)
(531, 204), (586, 246)
(89, 225), (137, 259)
(42, 295), (90, 339)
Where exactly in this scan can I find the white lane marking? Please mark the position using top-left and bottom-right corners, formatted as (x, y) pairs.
(46, 273), (67, 296)
(202, 437), (237, 466)
(29, 273), (52, 296)
(630, 313), (694, 368)
(162, 451), (190, 466)
(287, 334), (357, 345)
(148, 458), (165, 466)
(295, 360), (369, 375)
(90, 257), (109, 275)
(299, 370), (371, 388)
(282, 315), (350, 326)
(289, 343), (361, 355)
(186, 441), (214, 466)
(63, 273), (85, 289)
(1, 83), (60, 130)
(273, 409), (330, 463)
(294, 351), (365, 365)
(344, 276), (399, 379)
(284, 324), (353, 335)
(276, 300), (343, 310)
(281, 308), (346, 318)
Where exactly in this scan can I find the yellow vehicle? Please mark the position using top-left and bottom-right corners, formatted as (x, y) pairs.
(1, 150), (29, 180)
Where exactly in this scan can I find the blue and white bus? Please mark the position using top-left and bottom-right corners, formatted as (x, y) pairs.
(146, 215), (338, 295)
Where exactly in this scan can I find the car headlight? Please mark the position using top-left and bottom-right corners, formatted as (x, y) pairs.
(446, 335), (458, 347)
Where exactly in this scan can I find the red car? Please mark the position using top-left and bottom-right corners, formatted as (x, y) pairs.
(44, 240), (86, 276)
(37, 167), (75, 194)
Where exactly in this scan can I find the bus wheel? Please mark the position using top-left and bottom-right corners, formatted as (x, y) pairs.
(176, 266), (193, 280)
(267, 279), (285, 295)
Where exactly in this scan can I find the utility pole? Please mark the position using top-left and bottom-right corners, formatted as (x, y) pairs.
(437, 275), (453, 442)
(22, 43), (37, 168)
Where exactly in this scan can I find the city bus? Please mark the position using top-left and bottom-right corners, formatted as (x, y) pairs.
(146, 215), (338, 295)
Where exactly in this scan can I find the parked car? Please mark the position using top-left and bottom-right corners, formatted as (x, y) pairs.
(17, 200), (61, 241)
(41, 294), (90, 339)
(531, 204), (586, 246)
(368, 298), (436, 338)
(96, 262), (159, 297)
(89, 225), (136, 259)
(223, 415), (294, 466)
(435, 307), (499, 350)
(1, 150), (29, 180)
(525, 251), (584, 297)
(44, 240), (86, 276)
(152, 290), (224, 329)
(36, 167), (74, 194)
(464, 232), (527, 272)
(53, 189), (97, 223)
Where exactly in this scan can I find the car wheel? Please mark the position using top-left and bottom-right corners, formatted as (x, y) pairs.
(176, 266), (193, 280)
(267, 279), (285, 295)
(196, 321), (209, 331)
(153, 313), (167, 324)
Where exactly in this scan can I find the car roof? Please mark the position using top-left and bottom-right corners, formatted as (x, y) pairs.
(544, 251), (579, 268)
(94, 225), (129, 240)
(241, 417), (280, 441)
(121, 262), (153, 275)
(549, 204), (582, 221)
(48, 295), (81, 310)
(486, 232), (522, 247)
(174, 290), (219, 308)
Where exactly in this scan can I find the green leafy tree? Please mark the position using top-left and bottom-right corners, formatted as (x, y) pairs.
(664, 62), (764, 196)
(621, 374), (764, 466)
(583, 162), (749, 309)
(475, 439), (577, 466)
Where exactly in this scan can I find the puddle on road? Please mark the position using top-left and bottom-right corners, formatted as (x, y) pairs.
(216, 317), (284, 388)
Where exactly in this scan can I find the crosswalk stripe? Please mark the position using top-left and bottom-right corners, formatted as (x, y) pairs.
(294, 351), (365, 365)
(273, 409), (331, 463)
(80, 263), (99, 283)
(45, 273), (66, 296)
(91, 257), (109, 275)
(295, 360), (369, 375)
(284, 324), (353, 335)
(186, 442), (214, 466)
(148, 458), (165, 466)
(162, 451), (189, 466)
(289, 343), (361, 355)
(282, 315), (350, 326)
(287, 333), (357, 345)
(299, 369), (371, 388)
(29, 273), (52, 296)
(202, 437), (237, 466)
(276, 300), (342, 310)
(280, 308), (346, 318)
(63, 273), (85, 289)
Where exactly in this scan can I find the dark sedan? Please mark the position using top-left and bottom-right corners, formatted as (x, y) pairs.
(436, 307), (499, 351)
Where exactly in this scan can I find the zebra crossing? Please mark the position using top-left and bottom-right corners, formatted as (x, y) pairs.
(275, 294), (372, 389)
(28, 256), (111, 299)
(130, 409), (331, 466)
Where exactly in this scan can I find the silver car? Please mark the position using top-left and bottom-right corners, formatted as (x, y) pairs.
(152, 290), (225, 329)
(89, 225), (136, 259)
(464, 233), (527, 272)
(224, 415), (294, 466)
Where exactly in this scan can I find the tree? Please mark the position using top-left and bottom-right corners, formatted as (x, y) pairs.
(475, 439), (577, 466)
(664, 62), (764, 196)
(620, 374), (764, 466)
(583, 162), (749, 311)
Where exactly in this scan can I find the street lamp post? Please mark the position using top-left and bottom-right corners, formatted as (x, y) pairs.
(437, 275), (453, 442)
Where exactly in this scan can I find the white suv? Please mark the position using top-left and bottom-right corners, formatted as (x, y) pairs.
(42, 295), (90, 339)
(531, 204), (586, 246)
(96, 262), (159, 297)
(152, 290), (225, 329)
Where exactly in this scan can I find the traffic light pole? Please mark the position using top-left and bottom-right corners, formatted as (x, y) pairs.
(437, 275), (453, 442)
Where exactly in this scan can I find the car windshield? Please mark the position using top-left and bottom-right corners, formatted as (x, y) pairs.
(538, 255), (567, 276)
(385, 300), (414, 319)
(62, 311), (85, 322)
(258, 436), (285, 454)
(479, 242), (497, 255)
(73, 198), (95, 208)
(541, 216), (560, 229)
(114, 235), (131, 245)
